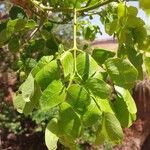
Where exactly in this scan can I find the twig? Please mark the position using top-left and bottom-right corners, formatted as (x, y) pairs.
(20, 19), (44, 50)
(30, 0), (73, 12)
(31, 0), (118, 13)
(77, 0), (118, 12)
(31, 7), (73, 24)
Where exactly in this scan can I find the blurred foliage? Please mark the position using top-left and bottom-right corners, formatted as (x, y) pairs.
(0, 89), (22, 134)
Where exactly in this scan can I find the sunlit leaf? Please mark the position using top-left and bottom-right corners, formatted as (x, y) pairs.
(40, 80), (66, 110)
(95, 113), (123, 145)
(105, 58), (138, 89)
(45, 119), (59, 150)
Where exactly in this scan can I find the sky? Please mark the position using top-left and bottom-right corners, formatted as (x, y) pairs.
(91, 1), (150, 39)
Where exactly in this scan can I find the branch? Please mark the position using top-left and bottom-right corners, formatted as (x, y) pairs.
(77, 0), (118, 12)
(48, 18), (73, 24)
(31, 0), (118, 14)
(30, 8), (73, 25)
(30, 0), (118, 25)
(30, 0), (73, 12)
(25, 20), (43, 42)
(20, 19), (44, 50)
(83, 11), (102, 17)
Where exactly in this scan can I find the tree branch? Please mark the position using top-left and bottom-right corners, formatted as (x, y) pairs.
(20, 19), (44, 50)
(77, 0), (118, 12)
(30, 0), (73, 12)
(31, 0), (118, 13)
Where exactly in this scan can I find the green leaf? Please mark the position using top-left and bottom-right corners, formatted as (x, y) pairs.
(59, 137), (79, 150)
(13, 93), (40, 116)
(83, 25), (97, 41)
(8, 36), (20, 53)
(127, 6), (138, 16)
(127, 47), (143, 79)
(58, 102), (81, 139)
(95, 113), (123, 145)
(82, 100), (102, 127)
(13, 94), (28, 114)
(0, 29), (10, 47)
(45, 119), (59, 150)
(127, 48), (143, 67)
(13, 78), (42, 115)
(26, 38), (46, 53)
(60, 51), (74, 77)
(26, 58), (37, 69)
(115, 86), (137, 114)
(32, 56), (53, 76)
(77, 52), (99, 80)
(97, 99), (114, 114)
(7, 19), (18, 36)
(67, 84), (91, 114)
(105, 19), (118, 35)
(139, 0), (150, 10)
(40, 80), (66, 110)
(30, 81), (42, 108)
(0, 22), (7, 32)
(0, 19), (26, 47)
(126, 16), (145, 28)
(9, 6), (27, 19)
(19, 73), (35, 102)
(43, 21), (53, 31)
(133, 26), (147, 49)
(25, 20), (36, 29)
(92, 49), (115, 65)
(45, 35), (59, 55)
(117, 45), (127, 58)
(85, 78), (111, 99)
(118, 3), (125, 19)
(114, 96), (135, 127)
(105, 58), (138, 89)
(35, 60), (60, 90)
(144, 56), (150, 77)
(104, 113), (123, 143)
(118, 28), (133, 45)
(92, 71), (104, 80)
(1, 19), (26, 46)
(14, 19), (27, 32)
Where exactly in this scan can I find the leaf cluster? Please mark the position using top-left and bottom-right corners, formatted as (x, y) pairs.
(0, 1), (150, 149)
(13, 47), (138, 149)
(100, 3), (148, 79)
